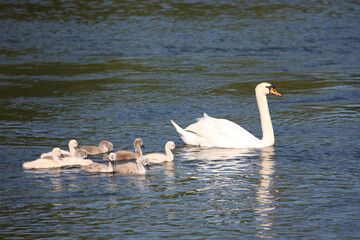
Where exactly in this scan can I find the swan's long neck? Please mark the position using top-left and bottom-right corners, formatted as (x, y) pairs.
(256, 92), (274, 147)
(52, 153), (61, 165)
(165, 147), (174, 161)
(137, 158), (146, 174)
(135, 144), (143, 158)
(69, 144), (76, 156)
(108, 161), (115, 172)
(100, 143), (106, 152)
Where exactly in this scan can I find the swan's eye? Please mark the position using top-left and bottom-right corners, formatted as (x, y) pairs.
(266, 85), (275, 90)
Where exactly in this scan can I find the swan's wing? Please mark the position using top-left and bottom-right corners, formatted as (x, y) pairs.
(185, 113), (260, 148)
(171, 120), (204, 146)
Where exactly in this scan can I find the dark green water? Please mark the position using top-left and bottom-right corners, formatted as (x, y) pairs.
(1, 1), (360, 239)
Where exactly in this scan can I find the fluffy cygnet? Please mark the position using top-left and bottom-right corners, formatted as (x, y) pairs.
(23, 148), (62, 169)
(82, 152), (116, 173)
(114, 156), (149, 175)
(103, 138), (144, 161)
(145, 141), (176, 164)
(80, 141), (113, 155)
(74, 149), (88, 159)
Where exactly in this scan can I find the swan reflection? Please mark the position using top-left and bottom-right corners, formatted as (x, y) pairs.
(178, 145), (277, 237)
(179, 145), (258, 161)
(254, 147), (276, 238)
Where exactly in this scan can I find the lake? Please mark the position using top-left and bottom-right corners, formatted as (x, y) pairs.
(1, 1), (360, 239)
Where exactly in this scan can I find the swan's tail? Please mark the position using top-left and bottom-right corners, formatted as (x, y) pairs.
(170, 120), (200, 146)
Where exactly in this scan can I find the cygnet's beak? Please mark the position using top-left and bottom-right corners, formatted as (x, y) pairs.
(173, 147), (180, 154)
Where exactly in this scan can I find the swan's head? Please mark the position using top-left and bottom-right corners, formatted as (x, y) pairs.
(52, 147), (62, 157)
(108, 152), (117, 162)
(166, 141), (176, 150)
(139, 156), (150, 170)
(134, 138), (145, 149)
(256, 82), (281, 97)
(69, 139), (78, 148)
(75, 149), (88, 159)
(100, 141), (114, 152)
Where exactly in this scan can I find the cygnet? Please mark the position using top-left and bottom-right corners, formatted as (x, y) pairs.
(80, 141), (113, 155)
(145, 141), (176, 164)
(82, 152), (116, 173)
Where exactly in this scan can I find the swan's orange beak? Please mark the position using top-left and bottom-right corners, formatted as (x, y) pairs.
(270, 88), (281, 96)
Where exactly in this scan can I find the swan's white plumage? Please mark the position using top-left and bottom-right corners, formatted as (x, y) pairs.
(171, 82), (281, 149)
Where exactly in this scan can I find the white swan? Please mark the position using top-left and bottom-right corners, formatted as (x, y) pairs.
(144, 141), (176, 164)
(23, 148), (62, 169)
(82, 153), (116, 173)
(103, 138), (144, 161)
(171, 82), (281, 148)
(114, 156), (149, 175)
(80, 140), (113, 155)
(40, 139), (78, 159)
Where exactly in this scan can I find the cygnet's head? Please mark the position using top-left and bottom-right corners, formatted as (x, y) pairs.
(75, 149), (88, 159)
(166, 141), (176, 150)
(69, 139), (78, 148)
(52, 147), (62, 157)
(108, 152), (117, 162)
(134, 138), (144, 149)
(138, 156), (149, 166)
(100, 141), (114, 152)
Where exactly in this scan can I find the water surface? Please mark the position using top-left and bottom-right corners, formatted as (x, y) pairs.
(1, 1), (360, 239)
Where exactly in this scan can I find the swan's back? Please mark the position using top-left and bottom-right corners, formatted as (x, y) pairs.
(145, 153), (168, 163)
(81, 162), (109, 172)
(114, 161), (138, 174)
(114, 156), (148, 175)
(81, 141), (113, 155)
(185, 114), (261, 148)
(24, 148), (62, 169)
(61, 156), (93, 167)
(80, 146), (102, 155)
(23, 158), (58, 169)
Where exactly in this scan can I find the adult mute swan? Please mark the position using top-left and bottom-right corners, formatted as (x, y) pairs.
(171, 82), (281, 148)
(144, 141), (176, 164)
(103, 138), (144, 161)
(80, 140), (113, 155)
(82, 152), (116, 173)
